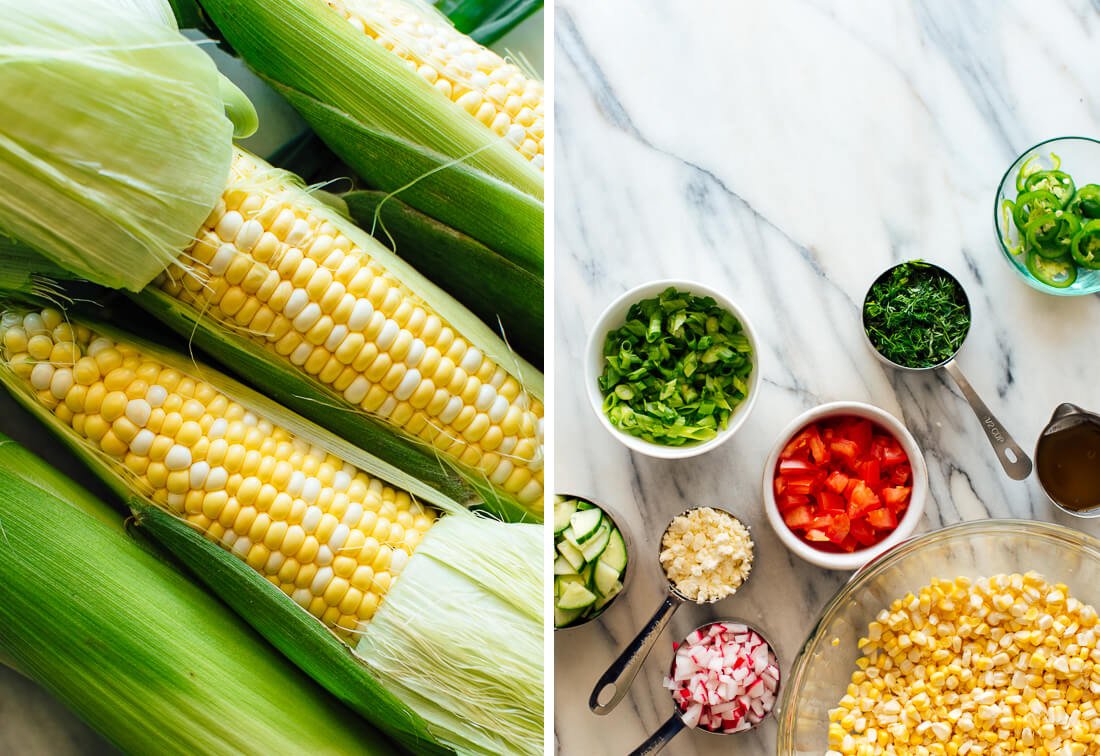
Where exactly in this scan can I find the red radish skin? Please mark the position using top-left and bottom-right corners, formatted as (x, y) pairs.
(663, 623), (779, 733)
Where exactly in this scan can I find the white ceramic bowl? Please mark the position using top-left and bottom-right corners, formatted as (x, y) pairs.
(761, 402), (928, 571)
(584, 280), (761, 459)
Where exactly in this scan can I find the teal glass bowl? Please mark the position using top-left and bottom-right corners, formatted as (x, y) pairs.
(994, 136), (1100, 296)
(776, 519), (1100, 754)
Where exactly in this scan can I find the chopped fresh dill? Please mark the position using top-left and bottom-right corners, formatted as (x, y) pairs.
(863, 261), (971, 369)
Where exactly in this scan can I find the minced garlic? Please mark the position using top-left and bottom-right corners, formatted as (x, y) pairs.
(659, 507), (753, 603)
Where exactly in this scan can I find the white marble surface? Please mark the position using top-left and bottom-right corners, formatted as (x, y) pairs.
(552, 1), (1100, 754)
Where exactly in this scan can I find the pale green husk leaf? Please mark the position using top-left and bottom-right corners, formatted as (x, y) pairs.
(355, 515), (544, 755)
(0, 0), (238, 291)
(0, 435), (388, 755)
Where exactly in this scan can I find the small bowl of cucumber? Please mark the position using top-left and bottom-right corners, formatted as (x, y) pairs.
(554, 494), (631, 629)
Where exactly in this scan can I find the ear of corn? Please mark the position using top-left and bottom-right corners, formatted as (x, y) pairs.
(0, 306), (543, 755)
(137, 149), (544, 521)
(343, 189), (543, 364)
(0, 433), (392, 755)
(0, 0), (252, 291)
(197, 0), (544, 274)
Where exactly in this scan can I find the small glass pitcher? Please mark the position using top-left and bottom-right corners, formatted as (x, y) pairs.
(1036, 403), (1100, 517)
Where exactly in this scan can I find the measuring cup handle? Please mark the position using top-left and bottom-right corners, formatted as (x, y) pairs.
(942, 360), (1033, 480)
(628, 714), (685, 756)
(589, 594), (682, 715)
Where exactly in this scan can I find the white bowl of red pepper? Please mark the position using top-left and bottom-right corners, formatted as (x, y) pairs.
(761, 401), (928, 571)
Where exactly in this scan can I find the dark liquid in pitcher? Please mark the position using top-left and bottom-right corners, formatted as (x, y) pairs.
(1036, 422), (1100, 513)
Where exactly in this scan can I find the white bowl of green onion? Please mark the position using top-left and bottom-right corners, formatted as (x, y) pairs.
(585, 280), (760, 459)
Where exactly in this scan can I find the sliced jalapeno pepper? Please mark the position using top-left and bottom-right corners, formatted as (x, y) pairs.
(1012, 189), (1062, 230)
(1068, 184), (1100, 220)
(1016, 155), (1044, 193)
(1026, 249), (1077, 288)
(1024, 211), (1080, 258)
(1071, 219), (1100, 269)
(1024, 170), (1076, 207)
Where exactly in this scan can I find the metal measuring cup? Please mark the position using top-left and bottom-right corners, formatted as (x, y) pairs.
(588, 507), (753, 715)
(628, 620), (780, 755)
(862, 261), (1032, 480)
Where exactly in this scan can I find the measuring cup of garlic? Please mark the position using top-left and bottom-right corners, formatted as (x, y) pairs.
(588, 506), (754, 715)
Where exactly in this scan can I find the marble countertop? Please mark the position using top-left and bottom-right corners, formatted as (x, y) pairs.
(552, 1), (1100, 754)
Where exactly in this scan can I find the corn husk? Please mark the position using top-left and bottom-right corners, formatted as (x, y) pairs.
(0, 435), (389, 755)
(0, 311), (542, 755)
(198, 0), (543, 274)
(0, 0), (253, 291)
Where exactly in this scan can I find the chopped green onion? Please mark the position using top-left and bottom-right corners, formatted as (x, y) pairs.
(598, 287), (753, 446)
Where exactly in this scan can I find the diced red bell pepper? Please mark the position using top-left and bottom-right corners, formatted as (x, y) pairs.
(825, 471), (849, 494)
(844, 419), (873, 454)
(785, 478), (817, 496)
(818, 490), (846, 513)
(880, 441), (907, 468)
(849, 518), (878, 547)
(882, 486), (911, 511)
(847, 481), (881, 519)
(776, 493), (810, 513)
(866, 507), (898, 530)
(778, 459), (817, 478)
(825, 513), (850, 544)
(804, 528), (830, 542)
(889, 463), (912, 486)
(859, 459), (881, 489)
(829, 438), (858, 462)
(783, 505), (813, 530)
(808, 429), (829, 465)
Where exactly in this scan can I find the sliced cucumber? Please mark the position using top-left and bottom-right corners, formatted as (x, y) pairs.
(554, 606), (582, 628)
(561, 526), (582, 551)
(556, 539), (586, 572)
(600, 529), (627, 573)
(569, 508), (603, 542)
(594, 580), (623, 610)
(557, 581), (597, 611)
(553, 555), (575, 576)
(579, 522), (611, 563)
(553, 498), (577, 534)
(593, 560), (621, 596)
(575, 500), (594, 511)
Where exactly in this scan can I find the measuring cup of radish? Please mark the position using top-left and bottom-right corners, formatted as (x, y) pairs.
(589, 507), (753, 715)
(628, 620), (780, 755)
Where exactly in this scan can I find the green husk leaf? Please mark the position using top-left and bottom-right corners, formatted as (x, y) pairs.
(198, 0), (541, 197)
(0, 236), (81, 303)
(0, 436), (390, 755)
(0, 0), (239, 291)
(435, 0), (543, 44)
(355, 515), (543, 755)
(344, 190), (542, 365)
(266, 80), (543, 275)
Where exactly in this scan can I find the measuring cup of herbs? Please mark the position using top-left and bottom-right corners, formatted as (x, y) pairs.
(862, 261), (1032, 480)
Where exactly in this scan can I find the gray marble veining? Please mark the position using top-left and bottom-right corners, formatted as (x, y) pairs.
(553, 2), (1100, 754)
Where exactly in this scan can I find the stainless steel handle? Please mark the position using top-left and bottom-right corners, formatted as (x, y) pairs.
(628, 714), (685, 756)
(942, 360), (1033, 480)
(589, 593), (682, 715)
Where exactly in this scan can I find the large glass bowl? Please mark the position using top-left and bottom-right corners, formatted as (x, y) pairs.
(994, 135), (1100, 296)
(776, 519), (1100, 754)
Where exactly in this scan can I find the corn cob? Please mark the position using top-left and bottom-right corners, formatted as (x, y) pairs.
(0, 305), (542, 755)
(1, 306), (435, 636)
(0, 434), (391, 755)
(327, 0), (544, 169)
(150, 150), (544, 513)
